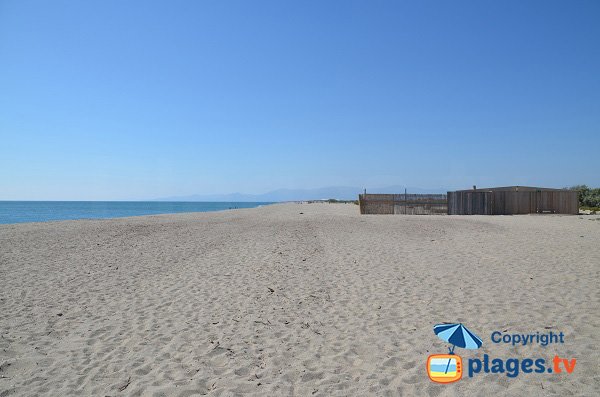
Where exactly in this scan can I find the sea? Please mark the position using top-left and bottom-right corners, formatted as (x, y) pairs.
(0, 201), (273, 225)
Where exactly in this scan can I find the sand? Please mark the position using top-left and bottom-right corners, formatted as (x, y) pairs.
(1, 203), (599, 396)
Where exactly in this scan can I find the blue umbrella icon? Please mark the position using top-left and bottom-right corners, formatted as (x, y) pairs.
(433, 323), (483, 374)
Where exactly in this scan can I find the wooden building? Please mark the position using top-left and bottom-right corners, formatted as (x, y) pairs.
(447, 186), (578, 215)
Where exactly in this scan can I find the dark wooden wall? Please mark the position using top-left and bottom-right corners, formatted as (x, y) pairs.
(448, 190), (578, 215)
(447, 191), (492, 215)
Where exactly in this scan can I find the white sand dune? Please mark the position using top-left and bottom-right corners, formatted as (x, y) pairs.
(1, 203), (599, 396)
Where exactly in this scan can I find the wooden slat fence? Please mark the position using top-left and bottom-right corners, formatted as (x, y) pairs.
(359, 194), (447, 215)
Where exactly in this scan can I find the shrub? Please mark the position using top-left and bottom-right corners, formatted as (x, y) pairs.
(570, 185), (600, 208)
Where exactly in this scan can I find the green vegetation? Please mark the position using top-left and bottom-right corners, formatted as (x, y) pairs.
(570, 185), (600, 211)
(580, 206), (600, 213)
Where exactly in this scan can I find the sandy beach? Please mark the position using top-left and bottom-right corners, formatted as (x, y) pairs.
(1, 203), (599, 396)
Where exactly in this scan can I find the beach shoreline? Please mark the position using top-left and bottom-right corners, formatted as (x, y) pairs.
(0, 201), (275, 225)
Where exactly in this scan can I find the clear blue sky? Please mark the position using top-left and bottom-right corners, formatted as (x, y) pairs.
(1, 1), (599, 200)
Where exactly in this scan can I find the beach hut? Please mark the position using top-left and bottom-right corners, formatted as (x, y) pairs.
(447, 186), (578, 215)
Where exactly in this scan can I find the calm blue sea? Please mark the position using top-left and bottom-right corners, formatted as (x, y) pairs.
(0, 201), (273, 224)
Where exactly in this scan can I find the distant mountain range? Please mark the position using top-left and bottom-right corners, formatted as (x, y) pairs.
(153, 186), (449, 202)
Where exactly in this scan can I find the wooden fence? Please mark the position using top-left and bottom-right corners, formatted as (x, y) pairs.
(359, 194), (448, 215)
(447, 189), (578, 215)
